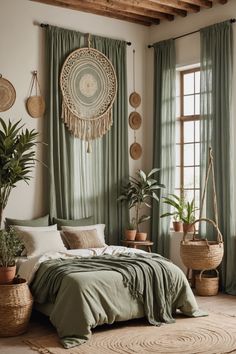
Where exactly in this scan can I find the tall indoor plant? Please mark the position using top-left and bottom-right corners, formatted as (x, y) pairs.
(118, 168), (164, 240)
(0, 118), (39, 225)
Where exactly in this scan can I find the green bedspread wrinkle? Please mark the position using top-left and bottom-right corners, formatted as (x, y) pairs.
(30, 253), (204, 348)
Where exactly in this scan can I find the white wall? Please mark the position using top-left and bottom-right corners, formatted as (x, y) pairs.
(0, 0), (149, 223)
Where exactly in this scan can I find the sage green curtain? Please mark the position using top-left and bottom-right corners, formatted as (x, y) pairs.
(152, 39), (176, 257)
(45, 26), (129, 244)
(200, 21), (236, 294)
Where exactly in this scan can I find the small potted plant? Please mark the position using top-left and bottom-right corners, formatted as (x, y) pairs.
(118, 168), (164, 241)
(0, 228), (23, 284)
(181, 199), (198, 233)
(124, 221), (137, 241)
(161, 194), (185, 232)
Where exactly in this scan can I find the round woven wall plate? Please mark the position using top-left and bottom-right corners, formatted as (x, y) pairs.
(0, 76), (16, 112)
(26, 96), (45, 118)
(129, 111), (142, 130)
(130, 142), (142, 160)
(129, 91), (141, 108)
(60, 47), (117, 121)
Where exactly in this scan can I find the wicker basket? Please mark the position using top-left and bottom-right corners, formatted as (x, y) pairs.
(0, 278), (33, 337)
(180, 218), (224, 270)
(195, 269), (219, 296)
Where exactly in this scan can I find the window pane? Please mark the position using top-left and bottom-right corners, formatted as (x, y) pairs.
(195, 166), (200, 188)
(184, 143), (194, 166)
(195, 142), (200, 164)
(184, 167), (194, 189)
(184, 95), (194, 115)
(175, 167), (181, 189)
(176, 120), (180, 143)
(195, 120), (200, 142)
(176, 96), (180, 117)
(195, 71), (200, 93)
(184, 189), (194, 203)
(194, 189), (200, 211)
(184, 73), (194, 95)
(195, 94), (200, 114)
(176, 144), (180, 165)
(184, 121), (194, 143)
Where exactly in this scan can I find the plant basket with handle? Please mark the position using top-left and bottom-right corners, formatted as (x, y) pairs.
(195, 269), (219, 296)
(180, 218), (223, 270)
(180, 147), (224, 271)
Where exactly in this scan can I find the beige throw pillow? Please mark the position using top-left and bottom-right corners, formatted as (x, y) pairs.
(63, 229), (105, 249)
(61, 224), (106, 244)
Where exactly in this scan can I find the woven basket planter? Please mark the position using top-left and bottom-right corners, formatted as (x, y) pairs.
(180, 218), (224, 271)
(195, 269), (219, 296)
(0, 278), (33, 337)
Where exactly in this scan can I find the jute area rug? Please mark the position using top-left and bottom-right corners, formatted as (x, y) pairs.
(25, 312), (236, 354)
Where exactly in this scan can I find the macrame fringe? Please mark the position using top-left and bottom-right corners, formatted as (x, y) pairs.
(62, 101), (113, 140)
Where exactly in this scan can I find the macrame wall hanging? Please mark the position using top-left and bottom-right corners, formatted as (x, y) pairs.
(60, 34), (117, 152)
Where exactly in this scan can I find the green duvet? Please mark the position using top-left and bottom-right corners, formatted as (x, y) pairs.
(31, 253), (206, 348)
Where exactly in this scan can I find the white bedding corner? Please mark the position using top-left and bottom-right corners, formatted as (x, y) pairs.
(17, 245), (146, 284)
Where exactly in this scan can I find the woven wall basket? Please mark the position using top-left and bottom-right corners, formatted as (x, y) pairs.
(60, 47), (117, 140)
(180, 218), (224, 270)
(26, 95), (45, 118)
(0, 278), (33, 337)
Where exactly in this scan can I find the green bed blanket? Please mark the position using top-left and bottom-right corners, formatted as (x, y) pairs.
(31, 253), (206, 348)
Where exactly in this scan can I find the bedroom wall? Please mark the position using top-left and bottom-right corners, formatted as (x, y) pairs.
(0, 0), (149, 224)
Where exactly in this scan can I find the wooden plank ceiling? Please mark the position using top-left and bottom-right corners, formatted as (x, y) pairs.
(31, 0), (229, 26)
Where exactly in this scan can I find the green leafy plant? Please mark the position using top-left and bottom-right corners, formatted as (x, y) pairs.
(0, 228), (23, 267)
(0, 118), (39, 225)
(118, 168), (165, 231)
(181, 199), (198, 224)
(161, 194), (185, 221)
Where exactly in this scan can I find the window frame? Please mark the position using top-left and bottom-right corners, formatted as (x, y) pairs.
(176, 67), (200, 211)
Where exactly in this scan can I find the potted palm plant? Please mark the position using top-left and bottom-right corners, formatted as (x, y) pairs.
(0, 118), (39, 226)
(161, 194), (185, 232)
(0, 227), (23, 284)
(118, 168), (164, 241)
(182, 199), (198, 233)
(0, 118), (39, 283)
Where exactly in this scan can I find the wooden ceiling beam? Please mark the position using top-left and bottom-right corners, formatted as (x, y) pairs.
(151, 0), (200, 13)
(105, 0), (187, 17)
(180, 0), (212, 8)
(32, 0), (159, 26)
(63, 0), (175, 21)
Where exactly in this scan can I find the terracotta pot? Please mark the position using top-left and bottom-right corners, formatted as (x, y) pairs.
(135, 232), (147, 241)
(183, 223), (195, 233)
(0, 265), (16, 285)
(125, 229), (137, 241)
(172, 221), (183, 232)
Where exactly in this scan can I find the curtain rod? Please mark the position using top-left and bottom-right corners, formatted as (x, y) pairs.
(148, 18), (236, 48)
(39, 23), (132, 46)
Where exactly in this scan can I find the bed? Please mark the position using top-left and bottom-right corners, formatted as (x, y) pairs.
(18, 245), (206, 349)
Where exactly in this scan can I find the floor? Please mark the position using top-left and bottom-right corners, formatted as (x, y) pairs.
(0, 293), (235, 354)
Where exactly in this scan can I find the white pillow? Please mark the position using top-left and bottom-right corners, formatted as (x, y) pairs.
(13, 225), (58, 256)
(61, 224), (106, 244)
(17, 230), (67, 257)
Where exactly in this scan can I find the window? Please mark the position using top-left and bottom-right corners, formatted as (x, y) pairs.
(176, 68), (200, 219)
